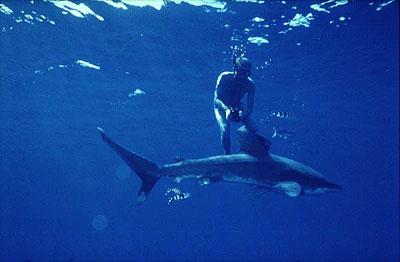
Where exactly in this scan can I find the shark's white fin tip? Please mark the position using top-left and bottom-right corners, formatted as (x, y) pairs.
(199, 177), (211, 186)
(97, 127), (104, 132)
(137, 193), (146, 206)
(173, 177), (183, 184)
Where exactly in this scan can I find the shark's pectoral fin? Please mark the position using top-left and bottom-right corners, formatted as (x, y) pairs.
(273, 181), (301, 197)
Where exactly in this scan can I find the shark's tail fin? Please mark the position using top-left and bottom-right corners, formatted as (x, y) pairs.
(97, 127), (160, 205)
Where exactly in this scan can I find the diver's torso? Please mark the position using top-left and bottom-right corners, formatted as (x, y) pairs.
(216, 72), (253, 108)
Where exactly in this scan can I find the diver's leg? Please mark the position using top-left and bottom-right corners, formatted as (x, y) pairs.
(214, 108), (231, 154)
(221, 124), (231, 154)
(242, 114), (258, 133)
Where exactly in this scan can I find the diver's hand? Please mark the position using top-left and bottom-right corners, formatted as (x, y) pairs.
(225, 108), (231, 120)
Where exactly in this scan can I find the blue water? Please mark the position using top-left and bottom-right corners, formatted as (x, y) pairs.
(0, 1), (398, 261)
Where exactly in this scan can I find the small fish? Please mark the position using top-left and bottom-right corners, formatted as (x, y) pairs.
(165, 187), (191, 205)
(272, 127), (295, 139)
(269, 110), (295, 120)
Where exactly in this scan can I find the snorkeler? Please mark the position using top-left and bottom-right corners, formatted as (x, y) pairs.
(213, 56), (257, 154)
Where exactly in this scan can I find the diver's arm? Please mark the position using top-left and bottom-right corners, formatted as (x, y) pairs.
(214, 92), (228, 111)
(213, 73), (231, 117)
(214, 91), (231, 119)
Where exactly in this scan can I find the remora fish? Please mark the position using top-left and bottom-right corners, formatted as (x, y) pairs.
(97, 126), (341, 205)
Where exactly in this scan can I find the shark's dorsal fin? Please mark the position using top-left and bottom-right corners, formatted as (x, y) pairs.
(255, 134), (272, 151)
(237, 126), (271, 158)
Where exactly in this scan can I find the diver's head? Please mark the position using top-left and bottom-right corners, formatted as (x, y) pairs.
(234, 57), (252, 79)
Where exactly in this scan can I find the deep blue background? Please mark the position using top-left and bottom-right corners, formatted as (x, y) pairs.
(0, 1), (398, 261)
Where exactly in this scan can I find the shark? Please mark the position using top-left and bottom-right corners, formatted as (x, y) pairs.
(97, 126), (341, 205)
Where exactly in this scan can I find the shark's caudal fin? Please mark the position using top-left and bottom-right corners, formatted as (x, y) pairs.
(97, 127), (160, 205)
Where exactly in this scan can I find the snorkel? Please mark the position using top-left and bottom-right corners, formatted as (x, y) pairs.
(232, 46), (251, 79)
(232, 46), (239, 77)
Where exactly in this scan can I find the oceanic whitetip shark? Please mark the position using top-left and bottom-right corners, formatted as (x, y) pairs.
(97, 126), (341, 205)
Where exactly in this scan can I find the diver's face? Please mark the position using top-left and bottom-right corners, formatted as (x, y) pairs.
(234, 69), (250, 79)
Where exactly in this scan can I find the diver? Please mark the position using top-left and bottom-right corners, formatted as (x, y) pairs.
(213, 55), (257, 154)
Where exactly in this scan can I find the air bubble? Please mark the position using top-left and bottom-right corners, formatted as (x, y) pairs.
(92, 215), (108, 230)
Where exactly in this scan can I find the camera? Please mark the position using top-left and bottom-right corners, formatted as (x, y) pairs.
(230, 108), (242, 122)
